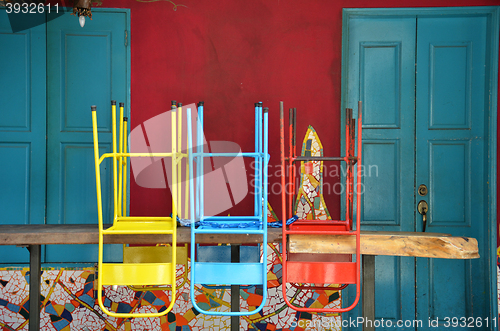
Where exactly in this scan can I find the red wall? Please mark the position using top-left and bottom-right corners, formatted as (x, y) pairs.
(92, 0), (498, 223)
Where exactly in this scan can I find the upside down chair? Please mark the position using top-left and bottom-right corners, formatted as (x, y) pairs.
(280, 101), (363, 313)
(187, 102), (270, 316)
(92, 101), (188, 317)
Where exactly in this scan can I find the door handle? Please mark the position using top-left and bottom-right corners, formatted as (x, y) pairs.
(417, 200), (428, 232)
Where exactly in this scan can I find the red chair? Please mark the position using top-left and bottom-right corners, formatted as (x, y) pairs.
(280, 101), (363, 313)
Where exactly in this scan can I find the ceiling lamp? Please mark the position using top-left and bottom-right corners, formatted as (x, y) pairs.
(72, 0), (92, 28)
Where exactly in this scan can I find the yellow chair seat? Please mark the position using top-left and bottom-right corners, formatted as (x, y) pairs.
(123, 245), (187, 263)
(103, 219), (175, 234)
(123, 244), (188, 291)
(101, 263), (173, 285)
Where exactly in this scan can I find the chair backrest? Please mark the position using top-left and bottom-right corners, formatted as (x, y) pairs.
(92, 101), (189, 318)
(186, 102), (270, 316)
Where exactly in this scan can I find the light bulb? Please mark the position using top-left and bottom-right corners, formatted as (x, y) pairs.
(79, 15), (85, 28)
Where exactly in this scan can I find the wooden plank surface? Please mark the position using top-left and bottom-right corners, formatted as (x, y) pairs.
(0, 225), (479, 259)
(0, 225), (282, 245)
(288, 231), (479, 259)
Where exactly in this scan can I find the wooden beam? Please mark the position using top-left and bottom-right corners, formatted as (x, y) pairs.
(288, 231), (479, 259)
(0, 225), (282, 245)
(0, 225), (479, 259)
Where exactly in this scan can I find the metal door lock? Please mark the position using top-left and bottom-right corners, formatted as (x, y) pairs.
(417, 200), (428, 232)
(418, 184), (428, 196)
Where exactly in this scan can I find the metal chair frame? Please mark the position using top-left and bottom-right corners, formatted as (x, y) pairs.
(92, 101), (187, 318)
(187, 102), (269, 316)
(279, 101), (363, 313)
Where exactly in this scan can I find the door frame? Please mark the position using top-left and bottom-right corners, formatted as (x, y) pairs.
(44, 7), (131, 265)
(340, 5), (499, 321)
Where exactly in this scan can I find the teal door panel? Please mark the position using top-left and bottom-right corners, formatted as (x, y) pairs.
(415, 16), (489, 328)
(0, 9), (46, 263)
(345, 17), (417, 329)
(46, 11), (127, 262)
(344, 9), (496, 330)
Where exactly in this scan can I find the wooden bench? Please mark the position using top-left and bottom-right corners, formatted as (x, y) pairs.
(289, 231), (479, 331)
(0, 225), (478, 331)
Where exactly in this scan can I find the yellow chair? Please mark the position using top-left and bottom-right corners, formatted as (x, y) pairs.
(92, 101), (188, 318)
(123, 243), (189, 291)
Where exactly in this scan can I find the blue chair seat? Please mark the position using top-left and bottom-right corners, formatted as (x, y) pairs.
(196, 220), (263, 232)
(193, 262), (264, 285)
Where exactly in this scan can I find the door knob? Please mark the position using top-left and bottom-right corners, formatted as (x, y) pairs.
(417, 200), (428, 232)
(418, 184), (428, 196)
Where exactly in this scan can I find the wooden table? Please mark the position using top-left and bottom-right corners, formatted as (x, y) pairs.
(0, 224), (282, 245)
(0, 225), (478, 331)
(288, 231), (479, 331)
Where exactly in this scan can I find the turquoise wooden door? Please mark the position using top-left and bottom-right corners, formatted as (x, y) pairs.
(345, 16), (417, 327)
(344, 8), (497, 330)
(45, 10), (128, 262)
(0, 10), (46, 263)
(415, 16), (489, 328)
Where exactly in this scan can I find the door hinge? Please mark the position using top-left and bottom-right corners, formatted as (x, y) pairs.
(125, 30), (128, 47)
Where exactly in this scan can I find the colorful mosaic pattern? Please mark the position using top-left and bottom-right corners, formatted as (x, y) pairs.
(0, 127), (341, 330)
(0, 257), (341, 331)
(294, 126), (331, 220)
(267, 202), (279, 224)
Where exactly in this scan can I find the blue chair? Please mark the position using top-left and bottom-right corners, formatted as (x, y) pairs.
(186, 102), (269, 316)
(195, 244), (260, 290)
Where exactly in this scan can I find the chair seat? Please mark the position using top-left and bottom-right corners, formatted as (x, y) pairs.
(195, 220), (264, 233)
(289, 220), (350, 232)
(103, 219), (175, 234)
(123, 245), (187, 264)
(101, 263), (173, 285)
(197, 245), (260, 263)
(287, 261), (357, 284)
(193, 262), (264, 285)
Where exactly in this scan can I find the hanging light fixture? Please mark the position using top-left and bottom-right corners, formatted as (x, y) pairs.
(72, 0), (92, 28)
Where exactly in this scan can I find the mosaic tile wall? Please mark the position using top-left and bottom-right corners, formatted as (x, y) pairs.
(294, 126), (330, 221)
(0, 253), (341, 331)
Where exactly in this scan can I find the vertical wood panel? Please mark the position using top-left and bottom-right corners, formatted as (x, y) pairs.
(361, 140), (399, 225)
(416, 15), (488, 328)
(46, 11), (127, 262)
(429, 43), (472, 129)
(345, 16), (416, 329)
(360, 43), (401, 128)
(0, 9), (46, 264)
